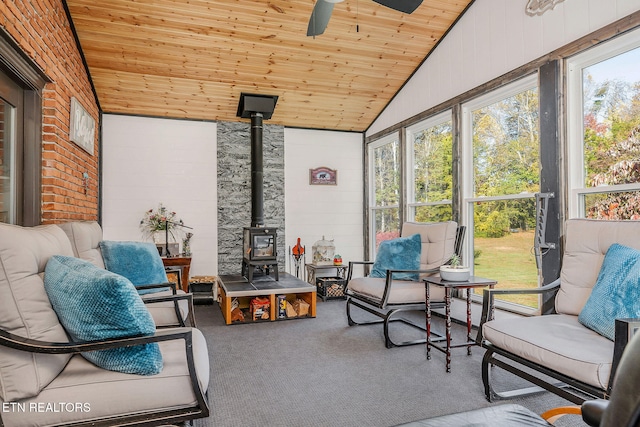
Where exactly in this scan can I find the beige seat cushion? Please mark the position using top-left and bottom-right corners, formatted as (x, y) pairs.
(348, 277), (446, 304)
(58, 221), (105, 269)
(0, 223), (74, 401)
(0, 328), (210, 427)
(556, 219), (640, 315)
(483, 314), (613, 389)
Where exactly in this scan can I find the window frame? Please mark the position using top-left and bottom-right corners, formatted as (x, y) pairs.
(0, 93), (19, 223)
(0, 30), (47, 226)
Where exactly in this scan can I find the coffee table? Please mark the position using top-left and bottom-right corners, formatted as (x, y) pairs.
(424, 275), (497, 372)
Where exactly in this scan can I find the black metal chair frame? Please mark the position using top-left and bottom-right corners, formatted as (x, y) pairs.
(137, 282), (197, 328)
(476, 281), (640, 405)
(345, 225), (465, 348)
(0, 326), (209, 426)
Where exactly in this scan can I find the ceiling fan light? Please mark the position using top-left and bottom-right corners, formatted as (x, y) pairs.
(324, 0), (344, 3)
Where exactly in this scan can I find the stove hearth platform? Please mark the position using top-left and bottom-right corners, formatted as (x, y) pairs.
(217, 272), (316, 325)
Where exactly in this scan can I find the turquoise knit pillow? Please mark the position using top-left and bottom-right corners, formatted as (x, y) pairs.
(44, 256), (163, 375)
(100, 241), (169, 295)
(578, 244), (640, 341)
(370, 233), (422, 281)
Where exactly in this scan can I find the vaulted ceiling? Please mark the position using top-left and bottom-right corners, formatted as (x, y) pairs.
(66, 0), (473, 132)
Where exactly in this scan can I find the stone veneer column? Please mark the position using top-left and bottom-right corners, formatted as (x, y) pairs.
(217, 121), (285, 276)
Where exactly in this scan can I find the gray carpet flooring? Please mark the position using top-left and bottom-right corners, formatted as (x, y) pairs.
(193, 300), (587, 427)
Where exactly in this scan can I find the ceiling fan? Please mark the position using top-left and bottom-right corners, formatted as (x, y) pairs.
(307, 0), (423, 37)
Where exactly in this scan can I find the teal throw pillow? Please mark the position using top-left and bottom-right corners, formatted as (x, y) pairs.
(100, 241), (169, 295)
(44, 256), (163, 375)
(578, 243), (640, 341)
(370, 233), (422, 281)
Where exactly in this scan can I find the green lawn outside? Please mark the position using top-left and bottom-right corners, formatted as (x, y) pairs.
(473, 230), (539, 308)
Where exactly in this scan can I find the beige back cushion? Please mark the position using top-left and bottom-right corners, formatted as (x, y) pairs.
(0, 223), (74, 400)
(401, 221), (457, 277)
(59, 221), (105, 269)
(556, 219), (640, 315)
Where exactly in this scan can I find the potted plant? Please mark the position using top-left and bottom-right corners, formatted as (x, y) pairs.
(439, 254), (470, 281)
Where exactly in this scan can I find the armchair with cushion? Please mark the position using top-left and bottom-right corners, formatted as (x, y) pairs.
(0, 222), (209, 426)
(397, 320), (640, 426)
(59, 221), (195, 327)
(345, 221), (464, 348)
(477, 218), (640, 404)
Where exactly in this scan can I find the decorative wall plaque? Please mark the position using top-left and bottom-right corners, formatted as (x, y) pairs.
(309, 166), (337, 185)
(525, 0), (566, 16)
(69, 97), (95, 155)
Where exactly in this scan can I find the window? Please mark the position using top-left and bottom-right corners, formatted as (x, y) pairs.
(568, 27), (640, 219)
(0, 71), (22, 224)
(368, 133), (400, 257)
(462, 75), (540, 311)
(406, 110), (453, 222)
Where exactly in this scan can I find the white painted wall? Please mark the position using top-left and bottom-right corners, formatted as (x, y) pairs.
(101, 114), (218, 277)
(101, 116), (365, 279)
(367, 0), (640, 136)
(284, 128), (364, 274)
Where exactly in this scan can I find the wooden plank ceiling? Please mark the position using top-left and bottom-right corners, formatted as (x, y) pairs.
(66, 0), (472, 132)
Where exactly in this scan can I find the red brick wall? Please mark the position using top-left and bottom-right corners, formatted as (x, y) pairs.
(0, 0), (99, 223)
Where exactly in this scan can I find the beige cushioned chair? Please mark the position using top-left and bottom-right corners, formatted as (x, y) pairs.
(0, 222), (209, 426)
(59, 221), (194, 327)
(478, 219), (640, 404)
(398, 323), (640, 426)
(345, 221), (463, 348)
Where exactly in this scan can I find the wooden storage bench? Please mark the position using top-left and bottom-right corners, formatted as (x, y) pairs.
(217, 273), (316, 325)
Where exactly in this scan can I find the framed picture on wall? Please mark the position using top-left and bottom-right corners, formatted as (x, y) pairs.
(309, 166), (337, 185)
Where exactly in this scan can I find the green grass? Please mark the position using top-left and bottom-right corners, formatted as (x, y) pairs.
(473, 230), (539, 308)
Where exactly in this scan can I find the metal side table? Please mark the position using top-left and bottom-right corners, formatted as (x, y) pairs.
(424, 275), (497, 372)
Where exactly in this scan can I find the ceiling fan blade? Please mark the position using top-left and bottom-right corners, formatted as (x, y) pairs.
(372, 0), (423, 14)
(307, 0), (335, 37)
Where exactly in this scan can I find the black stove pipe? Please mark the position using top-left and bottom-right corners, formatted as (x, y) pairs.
(250, 112), (264, 227)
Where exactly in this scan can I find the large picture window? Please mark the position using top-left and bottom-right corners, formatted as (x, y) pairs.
(406, 110), (453, 223)
(368, 133), (400, 257)
(462, 75), (540, 311)
(568, 27), (640, 219)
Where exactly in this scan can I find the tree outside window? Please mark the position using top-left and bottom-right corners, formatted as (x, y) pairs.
(407, 113), (453, 223)
(370, 136), (400, 253)
(581, 46), (640, 219)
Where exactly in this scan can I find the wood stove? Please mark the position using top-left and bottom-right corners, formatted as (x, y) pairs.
(237, 93), (280, 282)
(242, 226), (278, 281)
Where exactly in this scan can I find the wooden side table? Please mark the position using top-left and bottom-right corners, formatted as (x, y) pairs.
(424, 275), (497, 372)
(162, 256), (192, 293)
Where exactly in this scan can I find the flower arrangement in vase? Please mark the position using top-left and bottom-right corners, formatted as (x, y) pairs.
(140, 203), (183, 243)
